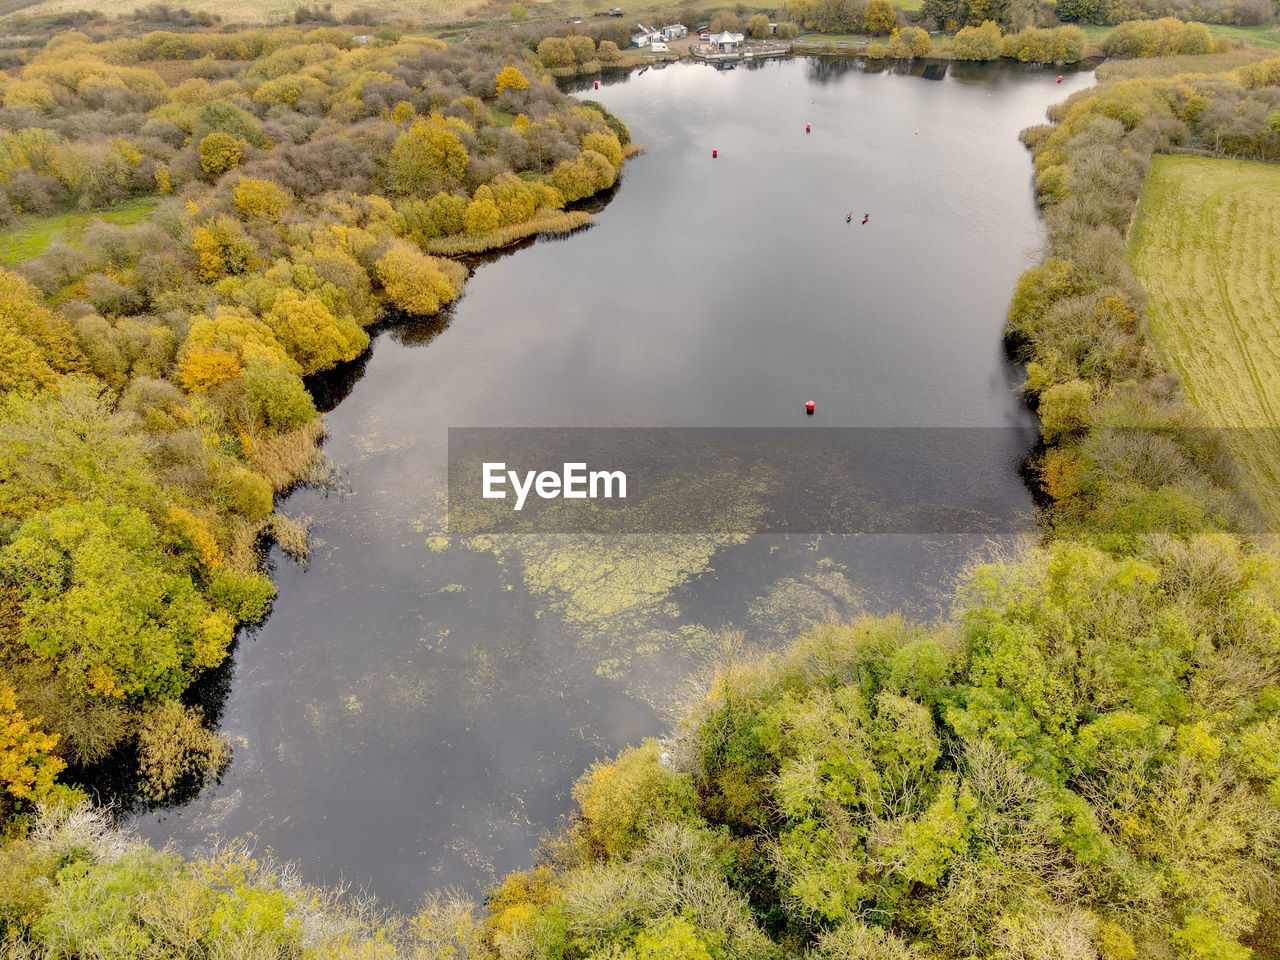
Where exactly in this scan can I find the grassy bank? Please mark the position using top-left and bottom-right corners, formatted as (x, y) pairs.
(1081, 20), (1280, 51)
(1130, 153), (1280, 523)
(0, 198), (160, 266)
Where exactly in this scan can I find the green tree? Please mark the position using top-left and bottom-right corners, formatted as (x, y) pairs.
(242, 356), (316, 431)
(1, 502), (231, 699)
(510, 2), (527, 19)
(191, 100), (263, 145)
(920, 0), (965, 29)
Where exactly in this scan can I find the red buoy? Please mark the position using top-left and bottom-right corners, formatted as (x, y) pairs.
(1057, 75), (1063, 83)
(805, 400), (815, 415)
(806, 122), (811, 133)
(712, 148), (718, 158)
(594, 80), (600, 89)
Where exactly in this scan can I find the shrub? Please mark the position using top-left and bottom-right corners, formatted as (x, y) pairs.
(376, 242), (466, 316)
(198, 131), (244, 176)
(242, 356), (317, 431)
(232, 176), (290, 222)
(136, 699), (229, 801)
(570, 740), (699, 858)
(215, 465), (274, 521)
(953, 20), (1003, 60)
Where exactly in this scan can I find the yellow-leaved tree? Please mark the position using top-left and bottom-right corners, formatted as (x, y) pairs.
(390, 116), (469, 195)
(198, 131), (244, 176)
(232, 176), (290, 222)
(376, 241), (467, 316)
(264, 288), (368, 375)
(1, 683), (65, 807)
(463, 184), (502, 234)
(0, 269), (85, 393)
(495, 65), (529, 93)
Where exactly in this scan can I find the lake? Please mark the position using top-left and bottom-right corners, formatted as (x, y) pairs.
(133, 56), (1096, 910)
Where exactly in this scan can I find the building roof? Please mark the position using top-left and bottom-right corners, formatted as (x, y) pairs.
(710, 31), (744, 43)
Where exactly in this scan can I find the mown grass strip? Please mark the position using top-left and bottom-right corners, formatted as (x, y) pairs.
(1129, 153), (1280, 519)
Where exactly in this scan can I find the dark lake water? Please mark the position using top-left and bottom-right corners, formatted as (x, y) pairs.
(134, 57), (1096, 909)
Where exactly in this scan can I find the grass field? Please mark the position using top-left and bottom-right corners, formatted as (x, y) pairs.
(0, 197), (159, 265)
(1082, 20), (1280, 51)
(1129, 154), (1280, 521)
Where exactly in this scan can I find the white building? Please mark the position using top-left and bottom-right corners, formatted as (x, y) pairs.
(709, 30), (744, 52)
(661, 23), (687, 39)
(632, 23), (663, 46)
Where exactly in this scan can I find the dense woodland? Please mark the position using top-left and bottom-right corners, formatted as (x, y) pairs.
(1, 11), (1280, 960)
(0, 25), (630, 822)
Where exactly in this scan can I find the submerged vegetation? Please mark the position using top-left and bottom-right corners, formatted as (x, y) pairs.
(0, 23), (631, 820)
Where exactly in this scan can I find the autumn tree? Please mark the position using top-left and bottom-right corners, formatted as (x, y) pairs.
(198, 132), (244, 177)
(375, 242), (466, 316)
(748, 13), (772, 37)
(232, 177), (290, 222)
(136, 700), (229, 801)
(190, 215), (255, 281)
(463, 183), (502, 234)
(264, 288), (368, 375)
(537, 37), (576, 69)
(0, 502), (234, 700)
(1, 683), (65, 809)
(390, 116), (470, 195)
(0, 270), (84, 393)
(952, 19), (1003, 59)
(888, 25), (930, 57)
(495, 65), (529, 92)
(863, 0), (897, 33)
